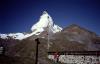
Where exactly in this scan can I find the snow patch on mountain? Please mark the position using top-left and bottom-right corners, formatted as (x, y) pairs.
(0, 32), (41, 40)
(0, 33), (25, 40)
(0, 34), (8, 39)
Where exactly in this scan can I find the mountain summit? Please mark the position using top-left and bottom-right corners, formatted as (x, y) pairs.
(0, 11), (62, 40)
(31, 11), (62, 34)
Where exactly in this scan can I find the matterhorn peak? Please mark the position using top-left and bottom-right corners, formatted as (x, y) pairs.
(0, 11), (62, 40)
(43, 11), (48, 14)
(31, 11), (62, 35)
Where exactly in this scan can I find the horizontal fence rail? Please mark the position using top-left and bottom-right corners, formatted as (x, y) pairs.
(48, 51), (100, 56)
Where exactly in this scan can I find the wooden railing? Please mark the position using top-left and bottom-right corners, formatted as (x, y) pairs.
(48, 51), (100, 56)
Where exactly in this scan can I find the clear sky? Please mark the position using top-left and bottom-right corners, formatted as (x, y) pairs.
(0, 0), (100, 35)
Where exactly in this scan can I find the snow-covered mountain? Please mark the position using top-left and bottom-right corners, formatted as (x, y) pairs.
(31, 11), (62, 34)
(0, 11), (62, 40)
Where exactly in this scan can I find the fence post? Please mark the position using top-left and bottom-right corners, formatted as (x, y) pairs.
(35, 38), (40, 64)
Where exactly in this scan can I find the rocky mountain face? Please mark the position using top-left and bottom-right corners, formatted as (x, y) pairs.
(49, 24), (100, 51)
(0, 11), (100, 64)
(0, 24), (100, 64)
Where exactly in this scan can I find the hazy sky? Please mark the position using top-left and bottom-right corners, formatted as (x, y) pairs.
(0, 0), (100, 35)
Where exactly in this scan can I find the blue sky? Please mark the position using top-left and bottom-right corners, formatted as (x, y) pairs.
(0, 0), (100, 35)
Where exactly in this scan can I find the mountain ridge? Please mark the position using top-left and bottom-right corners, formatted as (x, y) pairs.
(0, 11), (62, 40)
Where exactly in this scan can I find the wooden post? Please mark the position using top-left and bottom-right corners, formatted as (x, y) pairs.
(35, 38), (40, 64)
(54, 52), (60, 63)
